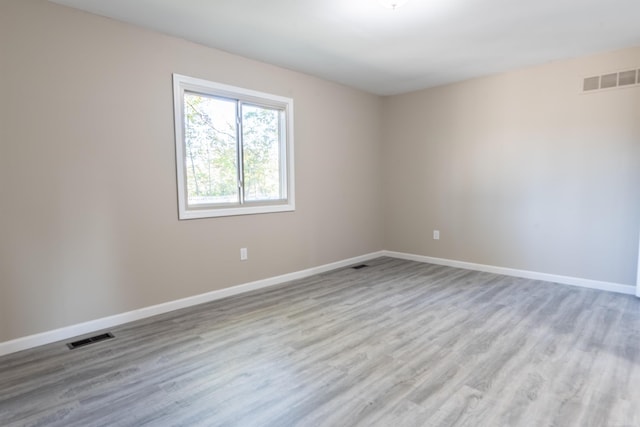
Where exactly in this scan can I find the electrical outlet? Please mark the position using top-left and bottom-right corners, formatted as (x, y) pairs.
(433, 230), (440, 240)
(240, 247), (248, 261)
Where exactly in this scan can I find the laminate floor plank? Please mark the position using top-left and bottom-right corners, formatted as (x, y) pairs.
(1, 257), (639, 426)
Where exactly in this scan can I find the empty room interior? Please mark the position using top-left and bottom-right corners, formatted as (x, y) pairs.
(2, 0), (640, 426)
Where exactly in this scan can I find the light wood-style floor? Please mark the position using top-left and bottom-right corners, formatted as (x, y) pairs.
(1, 257), (640, 426)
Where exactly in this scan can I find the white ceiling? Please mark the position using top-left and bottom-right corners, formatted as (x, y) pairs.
(50, 0), (640, 95)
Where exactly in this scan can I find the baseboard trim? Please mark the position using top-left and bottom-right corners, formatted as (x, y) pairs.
(0, 251), (385, 357)
(2, 249), (634, 356)
(383, 250), (636, 296)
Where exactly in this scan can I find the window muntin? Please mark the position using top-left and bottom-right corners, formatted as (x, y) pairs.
(173, 74), (294, 219)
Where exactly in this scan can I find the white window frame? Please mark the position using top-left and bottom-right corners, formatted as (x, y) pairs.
(173, 74), (295, 219)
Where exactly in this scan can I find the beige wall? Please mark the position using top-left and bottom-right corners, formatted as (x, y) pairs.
(383, 48), (640, 285)
(0, 0), (384, 342)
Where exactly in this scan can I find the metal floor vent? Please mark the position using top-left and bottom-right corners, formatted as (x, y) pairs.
(583, 68), (639, 93)
(351, 264), (369, 270)
(67, 333), (114, 350)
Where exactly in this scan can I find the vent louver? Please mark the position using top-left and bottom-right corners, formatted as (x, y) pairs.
(583, 68), (639, 93)
(619, 70), (637, 86)
(600, 73), (618, 89)
(67, 333), (114, 349)
(583, 76), (599, 91)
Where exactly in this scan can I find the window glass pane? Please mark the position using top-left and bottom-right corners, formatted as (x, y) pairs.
(184, 92), (238, 206)
(241, 104), (282, 201)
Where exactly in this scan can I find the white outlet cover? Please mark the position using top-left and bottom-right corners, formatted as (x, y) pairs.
(433, 230), (440, 240)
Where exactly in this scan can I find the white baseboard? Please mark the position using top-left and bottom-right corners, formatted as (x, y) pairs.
(636, 235), (640, 297)
(1, 249), (634, 357)
(0, 251), (385, 357)
(383, 250), (636, 296)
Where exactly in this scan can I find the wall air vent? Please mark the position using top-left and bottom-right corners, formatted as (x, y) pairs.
(583, 68), (639, 93)
(67, 332), (114, 349)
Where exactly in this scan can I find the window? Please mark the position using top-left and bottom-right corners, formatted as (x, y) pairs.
(173, 74), (294, 219)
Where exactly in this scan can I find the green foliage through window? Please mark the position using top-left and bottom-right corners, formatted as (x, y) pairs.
(184, 94), (283, 206)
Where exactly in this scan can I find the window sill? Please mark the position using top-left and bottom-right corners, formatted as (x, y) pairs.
(178, 202), (295, 219)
